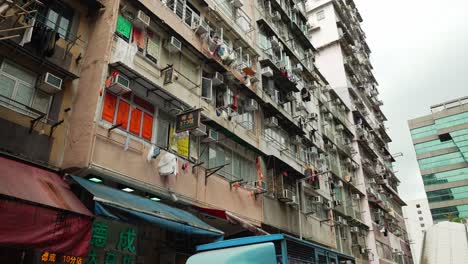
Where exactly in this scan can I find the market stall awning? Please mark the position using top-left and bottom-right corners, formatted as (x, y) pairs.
(186, 242), (276, 264)
(194, 206), (269, 236)
(0, 157), (93, 257)
(71, 176), (224, 240)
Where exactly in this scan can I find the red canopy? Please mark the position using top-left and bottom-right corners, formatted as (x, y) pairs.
(0, 157), (93, 256)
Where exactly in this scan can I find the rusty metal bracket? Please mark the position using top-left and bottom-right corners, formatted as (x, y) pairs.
(49, 119), (64, 137)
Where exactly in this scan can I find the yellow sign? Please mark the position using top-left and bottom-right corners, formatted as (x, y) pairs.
(170, 127), (189, 158)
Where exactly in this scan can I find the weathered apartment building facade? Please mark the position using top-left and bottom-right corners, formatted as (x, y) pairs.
(0, 0), (411, 263)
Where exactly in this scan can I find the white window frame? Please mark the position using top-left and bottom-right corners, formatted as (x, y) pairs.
(0, 60), (52, 118)
(317, 10), (325, 21)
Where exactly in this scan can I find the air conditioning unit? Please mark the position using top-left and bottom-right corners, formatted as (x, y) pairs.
(286, 92), (296, 102)
(278, 189), (294, 203)
(202, 129), (218, 143)
(192, 123), (207, 137)
(165, 36), (182, 53)
(336, 216), (343, 224)
(289, 195), (299, 206)
(351, 162), (360, 171)
(212, 72), (224, 86)
(376, 99), (384, 106)
(368, 178), (376, 184)
(231, 0), (243, 8)
(309, 147), (318, 155)
(265, 116), (279, 127)
(325, 113), (333, 121)
(296, 102), (306, 111)
(339, 105), (346, 111)
(261, 66), (274, 77)
(308, 112), (318, 121)
(303, 200), (317, 215)
(291, 135), (302, 145)
(135, 10), (150, 27)
(350, 226), (359, 233)
(245, 98), (258, 111)
(272, 11), (281, 21)
(292, 64), (303, 74)
(336, 124), (344, 131)
(193, 19), (209, 35)
(353, 194), (360, 200)
(37, 72), (63, 94)
(312, 196), (322, 204)
(270, 36), (280, 48)
(107, 73), (130, 95)
(370, 89), (379, 96)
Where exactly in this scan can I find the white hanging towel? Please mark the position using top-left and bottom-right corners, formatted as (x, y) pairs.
(19, 17), (35, 46)
(158, 152), (178, 177)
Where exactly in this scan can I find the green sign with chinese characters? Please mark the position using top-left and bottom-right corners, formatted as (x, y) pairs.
(116, 15), (132, 40)
(85, 218), (138, 264)
(175, 109), (201, 133)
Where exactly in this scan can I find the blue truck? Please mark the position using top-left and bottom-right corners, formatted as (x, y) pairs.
(187, 234), (355, 264)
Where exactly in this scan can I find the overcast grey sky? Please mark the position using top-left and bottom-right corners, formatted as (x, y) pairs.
(354, 0), (468, 201)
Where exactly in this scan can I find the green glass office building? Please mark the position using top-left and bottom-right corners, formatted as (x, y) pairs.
(409, 96), (468, 222)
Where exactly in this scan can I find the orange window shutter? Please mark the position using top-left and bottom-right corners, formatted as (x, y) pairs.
(102, 93), (117, 122)
(142, 113), (154, 140)
(129, 108), (142, 135)
(116, 100), (130, 129)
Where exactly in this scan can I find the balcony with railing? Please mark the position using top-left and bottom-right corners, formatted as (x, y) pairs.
(0, 2), (87, 79)
(256, 2), (316, 77)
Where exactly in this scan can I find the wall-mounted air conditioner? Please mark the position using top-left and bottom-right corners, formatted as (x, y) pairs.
(312, 196), (322, 204)
(291, 135), (302, 145)
(245, 98), (258, 112)
(202, 129), (218, 143)
(165, 36), (182, 53)
(350, 227), (359, 233)
(278, 189), (294, 203)
(212, 72), (224, 86)
(265, 116), (279, 127)
(292, 64), (303, 74)
(336, 124), (344, 131)
(192, 123), (207, 137)
(324, 200), (333, 210)
(231, 0), (243, 8)
(261, 66), (274, 77)
(135, 10), (150, 27)
(325, 113), (333, 121)
(336, 216), (344, 224)
(193, 19), (209, 35)
(270, 36), (280, 48)
(308, 112), (318, 121)
(296, 101), (305, 111)
(37, 72), (63, 94)
(107, 73), (130, 95)
(272, 11), (281, 21)
(353, 194), (360, 200)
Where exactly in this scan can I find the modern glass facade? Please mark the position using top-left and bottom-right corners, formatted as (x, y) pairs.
(409, 100), (468, 222)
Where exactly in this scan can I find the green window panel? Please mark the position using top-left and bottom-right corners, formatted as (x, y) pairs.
(418, 152), (465, 170)
(431, 204), (468, 220)
(414, 139), (455, 154)
(434, 112), (468, 130)
(423, 167), (468, 186)
(410, 124), (436, 140)
(427, 185), (468, 203)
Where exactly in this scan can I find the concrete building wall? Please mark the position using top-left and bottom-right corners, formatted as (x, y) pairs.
(403, 199), (433, 264)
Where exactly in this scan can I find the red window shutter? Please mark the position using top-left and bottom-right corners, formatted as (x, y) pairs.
(142, 113), (154, 140)
(129, 108), (142, 135)
(102, 93), (117, 122)
(116, 100), (130, 129)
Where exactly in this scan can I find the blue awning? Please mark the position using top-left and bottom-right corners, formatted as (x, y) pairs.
(71, 176), (223, 240)
(186, 242), (277, 264)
